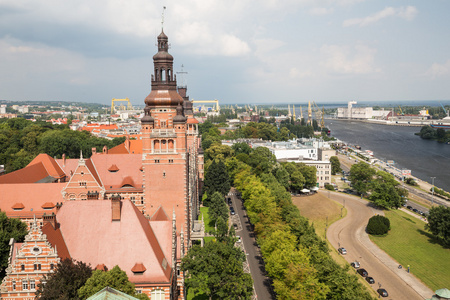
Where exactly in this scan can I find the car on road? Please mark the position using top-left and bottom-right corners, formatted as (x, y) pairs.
(377, 288), (389, 297)
(230, 207), (235, 215)
(365, 276), (375, 284)
(357, 268), (368, 277)
(338, 247), (347, 255)
(350, 261), (360, 269)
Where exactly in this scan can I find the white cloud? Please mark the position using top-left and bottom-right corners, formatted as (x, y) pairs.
(309, 7), (334, 16)
(343, 6), (418, 27)
(425, 60), (450, 79)
(320, 44), (380, 74)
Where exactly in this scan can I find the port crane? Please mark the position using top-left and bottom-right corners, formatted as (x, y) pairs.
(111, 98), (133, 113)
(440, 102), (449, 117)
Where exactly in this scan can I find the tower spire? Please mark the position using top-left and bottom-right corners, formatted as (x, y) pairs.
(161, 6), (166, 30)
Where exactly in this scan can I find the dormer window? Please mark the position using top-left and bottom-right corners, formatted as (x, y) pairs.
(131, 263), (146, 275)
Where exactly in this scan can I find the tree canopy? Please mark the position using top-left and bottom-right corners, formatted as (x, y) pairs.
(35, 258), (92, 300)
(426, 206), (450, 246)
(78, 265), (148, 300)
(330, 156), (341, 175)
(204, 160), (231, 197)
(182, 240), (253, 299)
(0, 211), (28, 279)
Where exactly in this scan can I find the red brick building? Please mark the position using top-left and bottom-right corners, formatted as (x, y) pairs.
(0, 29), (203, 300)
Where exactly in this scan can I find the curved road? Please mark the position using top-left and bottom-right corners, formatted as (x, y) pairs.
(325, 191), (433, 300)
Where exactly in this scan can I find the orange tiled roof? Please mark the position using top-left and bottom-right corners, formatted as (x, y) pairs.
(90, 154), (142, 191)
(0, 162), (52, 184)
(41, 202), (55, 209)
(108, 139), (143, 154)
(0, 183), (66, 218)
(28, 153), (66, 179)
(55, 200), (172, 283)
(131, 263), (146, 273)
(187, 117), (199, 124)
(11, 203), (25, 210)
(42, 222), (71, 260)
(151, 206), (170, 221)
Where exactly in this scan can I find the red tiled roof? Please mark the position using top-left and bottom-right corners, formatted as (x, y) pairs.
(56, 200), (173, 284)
(89, 155), (142, 191)
(28, 154), (66, 179)
(187, 118), (199, 124)
(0, 162), (51, 184)
(109, 139), (143, 154)
(42, 222), (71, 260)
(41, 202), (55, 209)
(151, 206), (170, 221)
(0, 183), (65, 218)
(131, 263), (146, 273)
(120, 176), (135, 188)
(108, 164), (119, 172)
(12, 203), (25, 210)
(95, 264), (108, 271)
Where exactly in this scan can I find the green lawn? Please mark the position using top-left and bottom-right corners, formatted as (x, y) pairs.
(199, 206), (214, 232)
(369, 210), (450, 291)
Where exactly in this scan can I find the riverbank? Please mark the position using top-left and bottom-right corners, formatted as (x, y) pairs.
(326, 117), (430, 127)
(325, 119), (450, 193)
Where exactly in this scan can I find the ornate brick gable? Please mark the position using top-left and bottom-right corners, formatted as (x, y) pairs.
(0, 219), (60, 300)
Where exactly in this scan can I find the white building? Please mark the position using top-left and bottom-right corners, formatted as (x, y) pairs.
(262, 140), (317, 160)
(285, 160), (332, 188)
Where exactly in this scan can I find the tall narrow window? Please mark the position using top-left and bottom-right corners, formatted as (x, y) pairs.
(30, 279), (35, 290)
(22, 280), (28, 290)
(12, 281), (16, 291)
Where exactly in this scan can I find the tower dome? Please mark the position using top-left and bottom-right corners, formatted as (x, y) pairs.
(144, 30), (183, 107)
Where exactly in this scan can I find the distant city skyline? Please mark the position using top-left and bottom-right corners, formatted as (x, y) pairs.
(1, 1), (450, 106)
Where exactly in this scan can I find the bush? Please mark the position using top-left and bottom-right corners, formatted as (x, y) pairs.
(366, 215), (390, 235)
(325, 184), (334, 191)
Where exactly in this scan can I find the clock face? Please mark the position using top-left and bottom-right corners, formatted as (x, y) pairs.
(31, 246), (42, 255)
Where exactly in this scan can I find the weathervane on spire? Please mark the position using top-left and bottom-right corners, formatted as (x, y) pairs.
(161, 6), (166, 30)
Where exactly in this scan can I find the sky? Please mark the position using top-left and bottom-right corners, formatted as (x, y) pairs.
(1, 0), (450, 106)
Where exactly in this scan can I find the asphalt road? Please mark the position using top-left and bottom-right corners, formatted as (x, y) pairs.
(228, 188), (275, 300)
(326, 191), (431, 300)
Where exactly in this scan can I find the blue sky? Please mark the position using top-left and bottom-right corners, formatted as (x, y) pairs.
(1, 0), (449, 106)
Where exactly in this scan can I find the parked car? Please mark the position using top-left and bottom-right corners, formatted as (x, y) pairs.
(377, 288), (389, 297)
(350, 261), (360, 269)
(233, 223), (238, 230)
(230, 207), (235, 215)
(407, 205), (413, 210)
(357, 268), (368, 277)
(338, 247), (347, 255)
(236, 236), (242, 243)
(365, 276), (375, 284)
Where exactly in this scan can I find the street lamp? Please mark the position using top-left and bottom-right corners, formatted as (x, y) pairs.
(431, 177), (436, 206)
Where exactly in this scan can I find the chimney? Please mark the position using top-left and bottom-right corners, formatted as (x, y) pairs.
(43, 212), (57, 229)
(125, 135), (130, 151)
(56, 202), (63, 212)
(92, 147), (96, 155)
(62, 153), (66, 167)
(111, 196), (122, 221)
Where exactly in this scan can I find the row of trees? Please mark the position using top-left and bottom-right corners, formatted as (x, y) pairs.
(417, 125), (450, 143)
(0, 118), (125, 173)
(349, 162), (408, 209)
(36, 259), (149, 299)
(231, 155), (373, 299)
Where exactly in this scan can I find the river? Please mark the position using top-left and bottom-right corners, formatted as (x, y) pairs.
(325, 119), (450, 192)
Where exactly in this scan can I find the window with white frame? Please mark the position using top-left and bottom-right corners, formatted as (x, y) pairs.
(22, 280), (28, 290)
(30, 279), (35, 290)
(151, 289), (164, 300)
(12, 281), (16, 290)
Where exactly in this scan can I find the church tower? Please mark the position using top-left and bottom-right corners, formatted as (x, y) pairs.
(141, 30), (191, 242)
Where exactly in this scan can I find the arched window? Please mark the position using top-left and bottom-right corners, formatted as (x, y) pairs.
(161, 69), (166, 81)
(151, 289), (165, 300)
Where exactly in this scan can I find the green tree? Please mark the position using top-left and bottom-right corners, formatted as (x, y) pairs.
(426, 206), (450, 246)
(78, 265), (148, 300)
(298, 164), (317, 188)
(366, 215), (390, 235)
(182, 241), (253, 299)
(231, 142), (252, 155)
(204, 160), (231, 197)
(35, 258), (92, 300)
(349, 162), (376, 195)
(0, 212), (28, 279)
(208, 192), (229, 226)
(329, 156), (341, 175)
(248, 146), (276, 176)
(275, 166), (290, 190)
